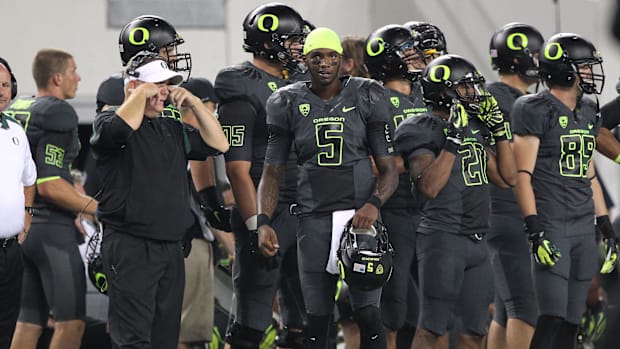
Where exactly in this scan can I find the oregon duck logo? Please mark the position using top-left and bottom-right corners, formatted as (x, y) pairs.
(507, 33), (528, 50)
(299, 103), (310, 117)
(559, 115), (568, 128)
(544, 42), (564, 60)
(129, 27), (150, 45)
(257, 14), (279, 32)
(390, 97), (400, 108)
(366, 37), (385, 57)
(429, 64), (451, 82)
(267, 82), (278, 92)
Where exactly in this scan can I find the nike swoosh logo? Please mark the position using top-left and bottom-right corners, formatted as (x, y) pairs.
(342, 106), (356, 113)
(472, 129), (480, 134)
(588, 123), (594, 129)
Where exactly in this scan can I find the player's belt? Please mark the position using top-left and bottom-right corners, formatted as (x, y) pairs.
(289, 203), (300, 215)
(468, 233), (485, 242)
(0, 235), (18, 248)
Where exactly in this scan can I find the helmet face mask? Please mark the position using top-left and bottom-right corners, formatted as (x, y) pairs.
(422, 54), (486, 111)
(119, 15), (192, 80)
(242, 3), (308, 73)
(404, 21), (447, 67)
(364, 24), (421, 82)
(489, 23), (544, 80)
(338, 220), (393, 291)
(539, 33), (605, 95)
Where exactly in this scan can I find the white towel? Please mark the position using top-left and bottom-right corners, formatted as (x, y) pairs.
(325, 209), (356, 275)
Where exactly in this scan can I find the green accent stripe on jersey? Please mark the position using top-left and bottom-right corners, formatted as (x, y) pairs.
(36, 176), (61, 184)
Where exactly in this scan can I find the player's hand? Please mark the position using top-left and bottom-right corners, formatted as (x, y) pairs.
(601, 238), (618, 274)
(528, 231), (561, 267)
(203, 205), (232, 232)
(525, 215), (561, 266)
(352, 203), (379, 229)
(477, 93), (506, 135)
(257, 225), (280, 258)
(579, 302), (607, 343)
(446, 101), (468, 147)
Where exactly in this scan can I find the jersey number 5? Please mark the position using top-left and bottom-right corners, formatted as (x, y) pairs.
(315, 122), (344, 166)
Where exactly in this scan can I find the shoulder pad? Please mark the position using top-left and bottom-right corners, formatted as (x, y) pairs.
(395, 113), (443, 156)
(214, 63), (252, 102)
(182, 77), (217, 103)
(30, 97), (78, 132)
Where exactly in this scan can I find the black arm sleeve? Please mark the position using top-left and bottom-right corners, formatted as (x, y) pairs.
(367, 121), (393, 158)
(264, 124), (292, 165)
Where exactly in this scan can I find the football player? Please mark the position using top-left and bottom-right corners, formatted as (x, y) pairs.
(485, 22), (544, 349)
(9, 49), (96, 349)
(512, 33), (618, 349)
(256, 27), (398, 349)
(214, 4), (309, 349)
(363, 24), (423, 349)
(394, 54), (517, 349)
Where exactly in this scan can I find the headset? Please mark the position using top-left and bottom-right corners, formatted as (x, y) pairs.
(0, 57), (17, 99)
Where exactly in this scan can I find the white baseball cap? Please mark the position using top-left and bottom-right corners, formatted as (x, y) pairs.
(128, 59), (183, 86)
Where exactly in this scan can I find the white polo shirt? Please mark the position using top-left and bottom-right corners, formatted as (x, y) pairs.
(0, 114), (37, 237)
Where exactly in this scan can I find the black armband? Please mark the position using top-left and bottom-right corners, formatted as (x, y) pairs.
(518, 169), (533, 177)
(198, 186), (219, 209)
(596, 215), (616, 239)
(257, 213), (271, 228)
(524, 215), (542, 235)
(366, 195), (382, 209)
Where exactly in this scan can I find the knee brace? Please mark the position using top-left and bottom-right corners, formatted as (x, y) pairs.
(353, 306), (386, 349)
(276, 326), (305, 349)
(225, 322), (264, 349)
(530, 315), (564, 349)
(305, 314), (331, 349)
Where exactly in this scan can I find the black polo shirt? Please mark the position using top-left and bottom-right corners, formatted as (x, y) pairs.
(90, 111), (220, 241)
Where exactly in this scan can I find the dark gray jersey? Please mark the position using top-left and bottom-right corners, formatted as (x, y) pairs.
(265, 76), (394, 214)
(487, 81), (522, 215)
(384, 88), (426, 210)
(512, 90), (599, 236)
(6, 96), (80, 225)
(215, 61), (297, 203)
(601, 95), (620, 130)
(394, 112), (492, 235)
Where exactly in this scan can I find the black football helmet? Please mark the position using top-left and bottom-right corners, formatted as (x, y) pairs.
(489, 23), (544, 79)
(404, 21), (447, 64)
(421, 54), (487, 112)
(338, 220), (393, 291)
(85, 222), (108, 295)
(118, 15), (192, 78)
(242, 3), (308, 73)
(539, 33), (604, 94)
(364, 24), (420, 82)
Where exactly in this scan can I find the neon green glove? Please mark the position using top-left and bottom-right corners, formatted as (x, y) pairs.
(477, 92), (510, 141)
(525, 215), (561, 267)
(597, 215), (618, 274)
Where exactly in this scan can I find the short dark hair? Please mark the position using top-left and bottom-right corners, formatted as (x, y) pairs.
(32, 49), (73, 89)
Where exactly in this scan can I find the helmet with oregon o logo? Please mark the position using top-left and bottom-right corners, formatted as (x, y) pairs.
(489, 22), (544, 79)
(364, 24), (421, 82)
(118, 15), (192, 78)
(337, 220), (393, 291)
(421, 54), (487, 112)
(538, 33), (604, 94)
(242, 3), (308, 73)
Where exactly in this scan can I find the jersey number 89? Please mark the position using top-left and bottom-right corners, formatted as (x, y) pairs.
(559, 134), (595, 177)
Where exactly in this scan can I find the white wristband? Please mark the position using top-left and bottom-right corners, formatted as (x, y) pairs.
(245, 215), (257, 231)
